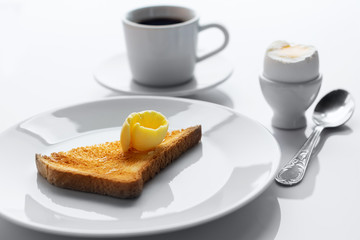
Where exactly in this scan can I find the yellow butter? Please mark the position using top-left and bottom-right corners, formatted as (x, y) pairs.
(120, 110), (169, 152)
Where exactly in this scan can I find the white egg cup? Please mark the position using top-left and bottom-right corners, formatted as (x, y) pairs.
(259, 74), (322, 129)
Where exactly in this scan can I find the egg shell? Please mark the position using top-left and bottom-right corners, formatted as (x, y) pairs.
(263, 45), (320, 83)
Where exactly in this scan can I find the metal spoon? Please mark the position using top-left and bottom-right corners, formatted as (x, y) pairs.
(275, 89), (355, 186)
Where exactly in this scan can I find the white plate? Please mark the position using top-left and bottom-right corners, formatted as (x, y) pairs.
(0, 96), (280, 237)
(94, 54), (233, 96)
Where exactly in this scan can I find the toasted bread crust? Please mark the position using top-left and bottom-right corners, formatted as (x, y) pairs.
(36, 125), (201, 198)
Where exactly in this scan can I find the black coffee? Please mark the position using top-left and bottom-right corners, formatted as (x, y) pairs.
(138, 17), (184, 26)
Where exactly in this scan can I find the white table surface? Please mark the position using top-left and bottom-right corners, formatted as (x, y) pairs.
(0, 0), (359, 239)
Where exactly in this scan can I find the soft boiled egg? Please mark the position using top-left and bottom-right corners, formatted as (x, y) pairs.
(263, 40), (319, 83)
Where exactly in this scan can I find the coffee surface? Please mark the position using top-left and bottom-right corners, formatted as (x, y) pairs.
(138, 17), (184, 26)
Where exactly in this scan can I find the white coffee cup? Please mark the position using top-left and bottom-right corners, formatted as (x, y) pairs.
(123, 5), (229, 87)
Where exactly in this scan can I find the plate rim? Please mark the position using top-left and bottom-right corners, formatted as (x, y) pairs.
(0, 96), (280, 237)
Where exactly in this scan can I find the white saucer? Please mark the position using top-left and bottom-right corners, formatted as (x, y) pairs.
(93, 54), (233, 96)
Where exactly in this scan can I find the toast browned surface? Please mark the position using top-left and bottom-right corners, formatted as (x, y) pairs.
(36, 125), (201, 198)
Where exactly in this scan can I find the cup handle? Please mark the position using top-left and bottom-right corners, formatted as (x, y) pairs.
(196, 23), (229, 62)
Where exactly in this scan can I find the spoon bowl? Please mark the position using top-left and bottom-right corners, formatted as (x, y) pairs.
(276, 89), (355, 185)
(313, 89), (355, 128)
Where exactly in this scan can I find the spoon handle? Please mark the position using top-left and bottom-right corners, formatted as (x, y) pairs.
(275, 126), (324, 186)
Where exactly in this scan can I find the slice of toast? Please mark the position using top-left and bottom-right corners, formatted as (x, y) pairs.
(36, 125), (201, 198)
